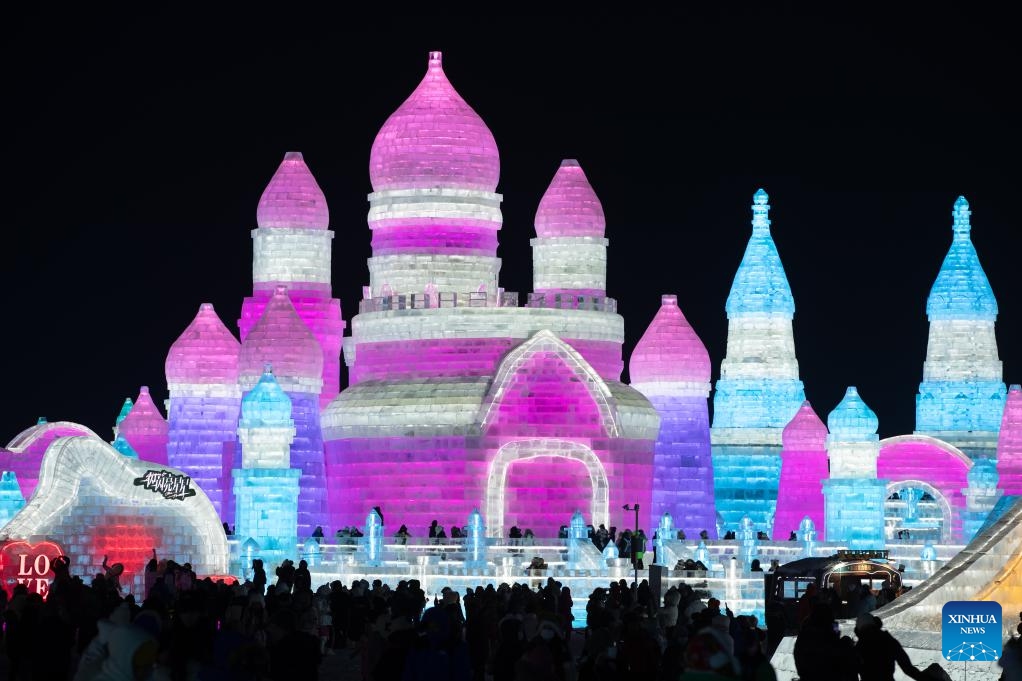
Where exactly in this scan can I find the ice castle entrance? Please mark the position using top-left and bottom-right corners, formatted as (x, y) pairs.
(485, 440), (609, 538)
(884, 480), (953, 543)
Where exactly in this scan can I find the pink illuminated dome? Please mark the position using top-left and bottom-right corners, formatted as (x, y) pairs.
(535, 159), (606, 238)
(118, 387), (169, 439)
(239, 286), (323, 383)
(782, 401), (828, 450)
(369, 51), (499, 192)
(629, 295), (711, 383)
(256, 152), (329, 229)
(166, 303), (241, 385)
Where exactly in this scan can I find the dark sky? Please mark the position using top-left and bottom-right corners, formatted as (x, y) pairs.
(3, 7), (1020, 442)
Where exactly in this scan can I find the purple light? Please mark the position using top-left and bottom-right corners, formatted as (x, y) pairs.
(534, 160), (606, 239)
(998, 385), (1022, 494)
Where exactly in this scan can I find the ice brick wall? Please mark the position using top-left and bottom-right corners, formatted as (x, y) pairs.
(773, 401), (828, 539)
(117, 387), (169, 466)
(997, 385), (1022, 493)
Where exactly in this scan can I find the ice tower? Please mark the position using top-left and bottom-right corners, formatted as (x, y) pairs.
(916, 197), (1005, 458)
(239, 286), (326, 537)
(630, 295), (715, 535)
(823, 387), (886, 549)
(234, 366), (300, 566)
(712, 189), (805, 532)
(239, 152), (344, 409)
(165, 303), (242, 522)
(323, 52), (657, 538)
(997, 385), (1022, 495)
(773, 401), (829, 540)
(118, 387), (169, 466)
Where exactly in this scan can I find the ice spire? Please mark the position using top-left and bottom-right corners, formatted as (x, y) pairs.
(774, 401), (829, 539)
(118, 386), (169, 466)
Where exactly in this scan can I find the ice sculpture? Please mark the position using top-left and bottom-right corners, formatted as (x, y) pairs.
(738, 515), (758, 567)
(239, 151), (344, 409)
(798, 516), (817, 557)
(712, 189), (805, 531)
(997, 385), (1022, 494)
(363, 509), (383, 568)
(0, 471), (25, 527)
(118, 387), (169, 466)
(773, 401), (828, 539)
(654, 512), (673, 566)
(113, 397), (133, 438)
(823, 387), (886, 549)
(467, 509), (487, 568)
(1, 435), (228, 597)
(961, 459), (1001, 541)
(916, 197), (1005, 457)
(1, 421), (98, 499)
(234, 367), (300, 567)
(166, 303), (242, 523)
(240, 287), (326, 536)
(532, 160), (608, 298)
(630, 295), (715, 535)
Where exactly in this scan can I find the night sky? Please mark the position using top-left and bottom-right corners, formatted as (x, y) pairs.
(4, 7), (1020, 442)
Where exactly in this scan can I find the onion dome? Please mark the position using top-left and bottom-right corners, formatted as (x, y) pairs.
(630, 295), (710, 384)
(166, 303), (241, 385)
(726, 189), (795, 316)
(118, 387), (169, 439)
(534, 160), (606, 238)
(239, 286), (323, 387)
(240, 365), (293, 428)
(256, 152), (329, 230)
(927, 196), (998, 320)
(826, 387), (879, 440)
(369, 51), (499, 192)
(782, 401), (828, 451)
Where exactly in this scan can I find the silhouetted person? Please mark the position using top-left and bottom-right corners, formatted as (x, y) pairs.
(854, 614), (928, 681)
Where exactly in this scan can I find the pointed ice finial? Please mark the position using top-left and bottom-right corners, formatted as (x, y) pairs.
(751, 188), (770, 233)
(429, 51), (443, 68)
(953, 195), (971, 236)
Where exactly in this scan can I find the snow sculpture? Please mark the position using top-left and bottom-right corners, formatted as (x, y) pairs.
(631, 295), (715, 535)
(916, 197), (1005, 458)
(712, 189), (805, 531)
(773, 401), (828, 539)
(234, 366), (300, 566)
(823, 387), (886, 549)
(166, 303), (242, 522)
(118, 387), (169, 466)
(997, 385), (1022, 494)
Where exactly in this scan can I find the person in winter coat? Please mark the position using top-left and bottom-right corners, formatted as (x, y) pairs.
(793, 603), (859, 681)
(853, 614), (928, 681)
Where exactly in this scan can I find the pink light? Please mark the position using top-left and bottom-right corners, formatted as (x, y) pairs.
(369, 51), (499, 192)
(773, 401), (828, 539)
(877, 437), (969, 541)
(239, 287), (324, 385)
(0, 421), (96, 499)
(534, 159), (606, 238)
(630, 295), (710, 384)
(119, 387), (169, 466)
(256, 152), (329, 230)
(998, 385), (1022, 494)
(165, 303), (240, 384)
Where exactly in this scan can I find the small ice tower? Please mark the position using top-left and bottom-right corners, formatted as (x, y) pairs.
(119, 387), (169, 466)
(773, 402), (829, 539)
(112, 397), (133, 438)
(0, 471), (25, 526)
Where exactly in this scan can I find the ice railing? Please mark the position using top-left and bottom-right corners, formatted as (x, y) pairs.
(526, 292), (617, 313)
(359, 291), (520, 313)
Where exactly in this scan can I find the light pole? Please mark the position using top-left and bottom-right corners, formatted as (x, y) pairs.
(623, 503), (640, 585)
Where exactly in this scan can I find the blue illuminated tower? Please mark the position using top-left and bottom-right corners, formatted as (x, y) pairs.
(0, 471), (25, 526)
(234, 366), (301, 566)
(916, 197), (1005, 459)
(823, 387), (886, 549)
(712, 189), (805, 532)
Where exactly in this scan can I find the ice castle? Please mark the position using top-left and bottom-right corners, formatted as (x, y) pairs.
(1, 51), (1016, 558)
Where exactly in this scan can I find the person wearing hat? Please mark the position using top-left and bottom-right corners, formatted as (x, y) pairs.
(854, 614), (928, 681)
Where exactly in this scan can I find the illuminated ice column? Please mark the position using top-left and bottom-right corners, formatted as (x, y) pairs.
(961, 459), (1002, 541)
(239, 152), (345, 408)
(822, 387), (886, 549)
(630, 294), (715, 536)
(773, 401), (829, 539)
(997, 385), (1022, 494)
(234, 366), (300, 567)
(239, 286), (326, 537)
(712, 189), (805, 531)
(112, 398), (133, 439)
(0, 471), (25, 526)
(916, 197), (1005, 458)
(531, 160), (608, 298)
(365, 52), (503, 298)
(165, 303), (242, 522)
(119, 387), (169, 466)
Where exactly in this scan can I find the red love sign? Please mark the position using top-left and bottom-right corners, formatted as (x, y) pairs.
(0, 540), (65, 599)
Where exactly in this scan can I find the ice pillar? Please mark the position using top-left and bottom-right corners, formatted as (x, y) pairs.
(997, 385), (1022, 494)
(773, 401), (829, 539)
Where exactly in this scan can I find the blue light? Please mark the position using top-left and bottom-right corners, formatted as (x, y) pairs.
(926, 197), (997, 320)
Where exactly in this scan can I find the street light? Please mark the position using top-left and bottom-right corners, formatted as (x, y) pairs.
(623, 503), (640, 585)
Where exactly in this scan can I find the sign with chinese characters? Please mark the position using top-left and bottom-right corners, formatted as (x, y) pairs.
(0, 539), (66, 598)
(942, 601), (1002, 662)
(133, 470), (196, 500)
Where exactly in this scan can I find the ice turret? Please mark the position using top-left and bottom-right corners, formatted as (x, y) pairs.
(916, 196), (1005, 456)
(113, 397), (133, 438)
(712, 189), (805, 532)
(630, 294), (715, 534)
(531, 160), (609, 298)
(773, 401), (828, 539)
(823, 388), (886, 549)
(256, 152), (329, 230)
(118, 387), (169, 466)
(997, 385), (1022, 494)
(165, 303), (242, 521)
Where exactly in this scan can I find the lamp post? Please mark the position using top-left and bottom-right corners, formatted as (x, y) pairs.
(623, 503), (640, 585)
